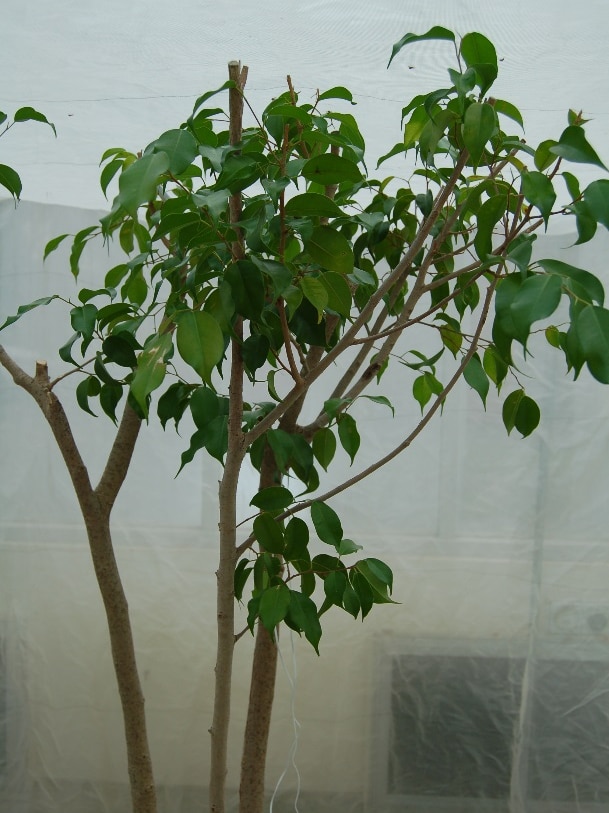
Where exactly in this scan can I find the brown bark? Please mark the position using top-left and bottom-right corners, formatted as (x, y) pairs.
(208, 61), (248, 813)
(0, 348), (156, 813)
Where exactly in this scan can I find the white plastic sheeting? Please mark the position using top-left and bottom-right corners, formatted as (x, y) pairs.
(2, 1), (609, 811)
(2, 203), (609, 813)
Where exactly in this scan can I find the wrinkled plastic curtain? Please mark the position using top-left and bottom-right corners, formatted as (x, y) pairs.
(2, 200), (609, 813)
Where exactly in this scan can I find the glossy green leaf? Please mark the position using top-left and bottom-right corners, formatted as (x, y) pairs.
(0, 164), (22, 199)
(284, 517), (310, 570)
(311, 501), (343, 547)
(285, 192), (343, 219)
(99, 383), (123, 424)
(302, 153), (362, 186)
(483, 345), (508, 389)
(299, 276), (328, 322)
(312, 427), (337, 471)
(250, 486), (294, 511)
(537, 259), (604, 306)
(510, 272), (563, 344)
(463, 354), (489, 406)
(75, 376), (101, 417)
(550, 126), (607, 170)
(460, 32), (498, 95)
(318, 272), (352, 316)
(100, 158), (123, 198)
(259, 583), (291, 636)
(493, 99), (524, 129)
(148, 128), (198, 175)
(318, 86), (355, 104)
(305, 226), (354, 275)
(324, 571), (348, 606)
(387, 26), (455, 68)
(502, 389), (540, 437)
(462, 102), (496, 165)
(474, 193), (507, 258)
(253, 513), (285, 554)
(234, 558), (254, 602)
(176, 311), (224, 383)
(521, 171), (556, 226)
(14, 106), (56, 136)
(576, 305), (609, 383)
(355, 559), (396, 603)
(191, 80), (233, 118)
(116, 152), (170, 216)
(130, 332), (173, 415)
(584, 179), (609, 229)
(287, 591), (322, 653)
(337, 413), (360, 464)
(350, 571), (374, 618)
(359, 394), (395, 416)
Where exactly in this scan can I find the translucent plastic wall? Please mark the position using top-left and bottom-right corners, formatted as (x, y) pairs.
(2, 200), (609, 812)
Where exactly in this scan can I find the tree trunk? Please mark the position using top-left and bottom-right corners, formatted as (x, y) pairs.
(239, 446), (281, 813)
(0, 350), (157, 813)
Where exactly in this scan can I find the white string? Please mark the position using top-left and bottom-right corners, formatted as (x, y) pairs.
(269, 630), (302, 813)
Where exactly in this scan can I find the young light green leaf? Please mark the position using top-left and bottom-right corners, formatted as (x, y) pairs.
(387, 26), (455, 68)
(175, 310), (224, 383)
(318, 272), (352, 316)
(299, 276), (328, 322)
(130, 332), (173, 416)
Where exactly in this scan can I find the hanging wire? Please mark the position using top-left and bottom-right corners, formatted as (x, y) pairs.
(269, 630), (302, 813)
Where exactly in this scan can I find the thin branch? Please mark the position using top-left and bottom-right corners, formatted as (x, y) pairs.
(95, 400), (142, 513)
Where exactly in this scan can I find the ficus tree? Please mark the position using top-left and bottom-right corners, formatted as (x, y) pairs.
(2, 25), (609, 813)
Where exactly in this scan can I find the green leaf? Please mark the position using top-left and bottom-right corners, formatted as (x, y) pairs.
(70, 303), (97, 342)
(148, 128), (198, 175)
(100, 158), (123, 198)
(102, 333), (138, 367)
(355, 559), (396, 603)
(234, 558), (254, 602)
(76, 376), (101, 417)
(324, 571), (348, 607)
(350, 571), (374, 618)
(460, 32), (498, 95)
(43, 233), (69, 261)
(534, 139), (559, 172)
(253, 513), (285, 554)
(299, 276), (328, 322)
(116, 152), (170, 216)
(311, 501), (343, 547)
(14, 106), (56, 136)
(412, 372), (443, 413)
(285, 192), (343, 219)
(130, 332), (173, 416)
(259, 583), (291, 636)
(176, 310), (224, 383)
(318, 272), (352, 316)
(190, 80), (233, 118)
(483, 345), (508, 389)
(317, 86), (355, 104)
(537, 258), (604, 306)
(387, 26), (455, 68)
(0, 295), (58, 332)
(337, 413), (360, 464)
(521, 171), (556, 226)
(493, 99), (524, 129)
(250, 486), (294, 512)
(510, 272), (563, 345)
(502, 389), (540, 437)
(312, 427), (337, 472)
(359, 394), (395, 416)
(69, 225), (98, 279)
(305, 226), (354, 275)
(463, 354), (489, 406)
(576, 305), (609, 383)
(462, 102), (496, 165)
(287, 591), (322, 653)
(99, 383), (123, 424)
(301, 153), (362, 186)
(284, 517), (310, 570)
(584, 179), (609, 229)
(0, 164), (22, 199)
(550, 126), (607, 170)
(474, 193), (507, 258)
